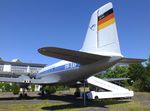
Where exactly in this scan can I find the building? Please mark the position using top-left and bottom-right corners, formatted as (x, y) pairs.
(0, 58), (46, 91)
(0, 58), (46, 77)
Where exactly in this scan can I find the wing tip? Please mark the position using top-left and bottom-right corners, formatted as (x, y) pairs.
(38, 47), (51, 57)
(38, 47), (55, 55)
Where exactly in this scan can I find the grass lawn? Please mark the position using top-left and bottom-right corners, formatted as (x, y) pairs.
(0, 92), (149, 111)
(0, 100), (93, 111)
(108, 92), (150, 111)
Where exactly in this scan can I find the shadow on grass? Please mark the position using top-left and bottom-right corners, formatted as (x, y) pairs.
(41, 94), (130, 111)
(0, 95), (38, 100)
(41, 101), (107, 111)
(0, 94), (131, 110)
(42, 104), (89, 110)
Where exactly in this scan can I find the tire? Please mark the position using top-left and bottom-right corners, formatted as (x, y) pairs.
(95, 96), (99, 100)
(74, 92), (80, 97)
(24, 93), (27, 97)
(19, 93), (23, 99)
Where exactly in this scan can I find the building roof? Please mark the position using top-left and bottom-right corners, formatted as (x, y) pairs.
(11, 59), (22, 63)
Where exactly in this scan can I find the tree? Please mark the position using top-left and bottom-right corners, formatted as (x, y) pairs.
(11, 83), (20, 95)
(96, 65), (129, 87)
(30, 84), (35, 92)
(44, 85), (56, 94)
(97, 66), (128, 78)
(144, 57), (150, 91)
(4, 83), (12, 92)
(96, 60), (150, 92)
(127, 63), (149, 91)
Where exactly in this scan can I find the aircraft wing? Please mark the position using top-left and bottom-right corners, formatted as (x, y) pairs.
(38, 47), (110, 65)
(119, 58), (146, 64)
(0, 76), (56, 85)
(0, 77), (24, 83)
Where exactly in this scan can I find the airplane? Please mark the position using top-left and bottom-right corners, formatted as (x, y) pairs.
(0, 2), (145, 98)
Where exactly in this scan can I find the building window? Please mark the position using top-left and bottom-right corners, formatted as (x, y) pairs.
(11, 66), (27, 73)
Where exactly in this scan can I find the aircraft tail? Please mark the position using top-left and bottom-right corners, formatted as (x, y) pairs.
(81, 2), (123, 57)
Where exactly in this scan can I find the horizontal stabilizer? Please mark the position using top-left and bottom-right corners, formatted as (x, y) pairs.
(119, 58), (146, 64)
(38, 47), (110, 64)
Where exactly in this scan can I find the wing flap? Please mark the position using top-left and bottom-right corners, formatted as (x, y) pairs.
(38, 47), (110, 64)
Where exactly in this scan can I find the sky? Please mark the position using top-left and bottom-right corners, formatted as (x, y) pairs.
(0, 0), (150, 65)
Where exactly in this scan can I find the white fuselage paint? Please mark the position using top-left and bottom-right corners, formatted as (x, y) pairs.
(35, 57), (122, 84)
(35, 3), (123, 84)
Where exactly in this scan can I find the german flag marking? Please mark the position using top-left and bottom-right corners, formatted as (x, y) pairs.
(98, 8), (113, 21)
(98, 13), (114, 25)
(98, 8), (115, 30)
(98, 18), (115, 30)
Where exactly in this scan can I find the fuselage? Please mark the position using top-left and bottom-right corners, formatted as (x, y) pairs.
(35, 56), (122, 84)
(35, 3), (124, 85)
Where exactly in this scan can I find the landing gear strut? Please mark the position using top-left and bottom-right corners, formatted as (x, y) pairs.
(39, 86), (46, 96)
(83, 80), (86, 106)
(74, 80), (87, 106)
(19, 88), (28, 98)
(74, 87), (80, 97)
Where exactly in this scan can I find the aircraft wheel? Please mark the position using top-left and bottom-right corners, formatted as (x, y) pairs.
(19, 93), (23, 98)
(74, 91), (80, 97)
(74, 87), (81, 97)
(24, 93), (28, 97)
(95, 96), (99, 100)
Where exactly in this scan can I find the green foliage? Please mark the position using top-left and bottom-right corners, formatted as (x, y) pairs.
(97, 66), (128, 78)
(0, 83), (20, 93)
(0, 82), (12, 92)
(127, 57), (150, 92)
(55, 85), (69, 91)
(145, 57), (150, 91)
(44, 86), (56, 94)
(96, 56), (150, 92)
(97, 66), (129, 87)
(30, 84), (35, 92)
(11, 83), (20, 95)
(4, 83), (12, 92)
(44, 85), (69, 94)
(128, 64), (145, 81)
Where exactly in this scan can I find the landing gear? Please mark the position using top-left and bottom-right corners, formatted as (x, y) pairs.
(38, 86), (46, 97)
(19, 88), (28, 98)
(74, 80), (87, 106)
(74, 87), (81, 97)
(83, 80), (86, 106)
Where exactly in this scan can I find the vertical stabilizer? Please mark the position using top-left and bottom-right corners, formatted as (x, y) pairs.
(81, 2), (122, 57)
